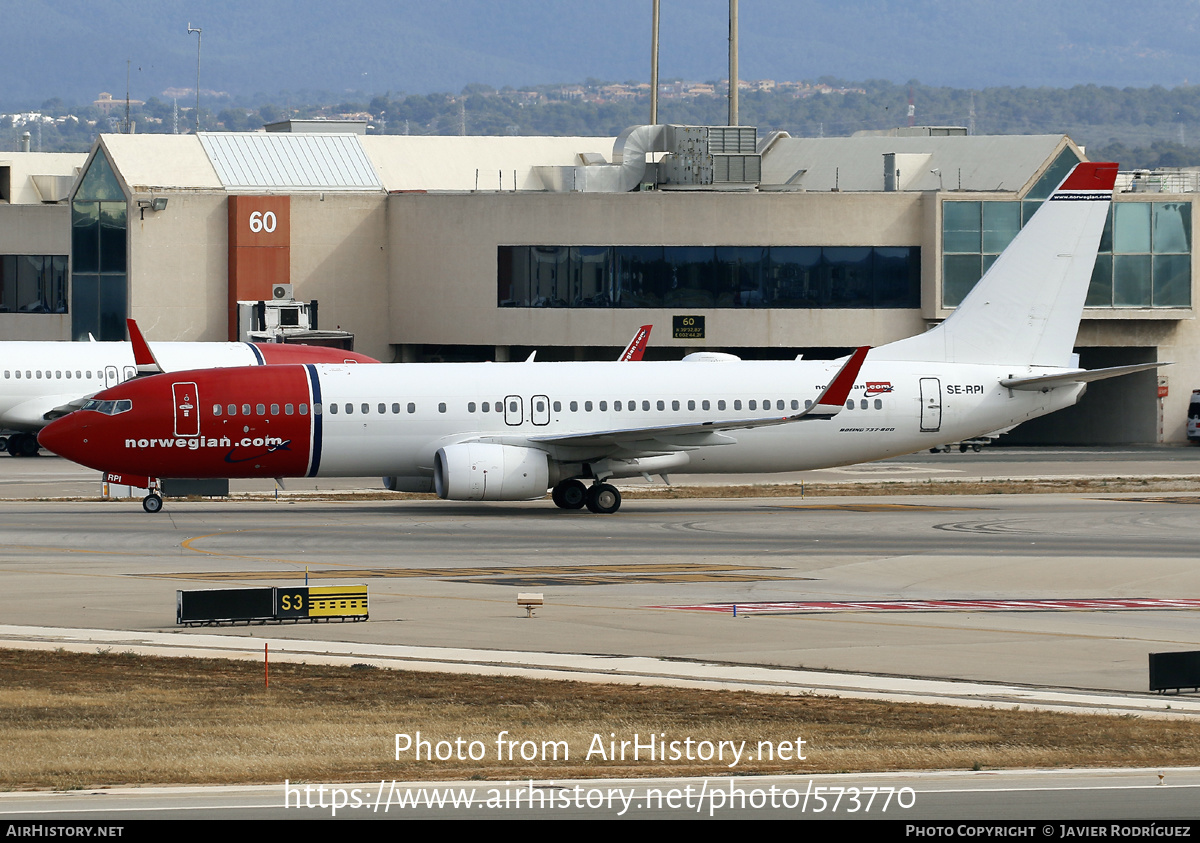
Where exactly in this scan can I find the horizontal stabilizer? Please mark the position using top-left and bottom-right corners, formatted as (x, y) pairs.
(1001, 362), (1169, 391)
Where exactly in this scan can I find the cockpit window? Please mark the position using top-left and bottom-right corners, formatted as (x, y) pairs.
(81, 398), (133, 415)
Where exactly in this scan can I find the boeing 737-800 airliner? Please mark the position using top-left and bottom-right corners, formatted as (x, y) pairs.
(41, 163), (1157, 514)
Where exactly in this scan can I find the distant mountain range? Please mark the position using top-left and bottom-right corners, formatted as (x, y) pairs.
(5, 0), (1200, 109)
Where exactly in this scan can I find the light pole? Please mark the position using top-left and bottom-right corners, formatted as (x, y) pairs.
(187, 23), (202, 132)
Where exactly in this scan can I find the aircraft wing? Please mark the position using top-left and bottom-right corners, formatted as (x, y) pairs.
(1001, 362), (1168, 391)
(519, 346), (869, 456)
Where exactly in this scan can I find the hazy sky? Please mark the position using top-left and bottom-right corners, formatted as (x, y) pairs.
(5, 0), (1199, 107)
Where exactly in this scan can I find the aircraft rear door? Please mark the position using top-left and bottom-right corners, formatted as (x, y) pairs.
(104, 366), (119, 388)
(531, 394), (550, 426)
(504, 395), (523, 426)
(919, 377), (942, 432)
(173, 382), (200, 437)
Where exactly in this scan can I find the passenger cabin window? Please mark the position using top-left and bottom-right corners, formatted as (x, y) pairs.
(329, 404), (339, 414)
(408, 403), (416, 414)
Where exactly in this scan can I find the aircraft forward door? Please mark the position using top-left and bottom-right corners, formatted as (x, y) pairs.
(920, 378), (942, 432)
(173, 382), (200, 437)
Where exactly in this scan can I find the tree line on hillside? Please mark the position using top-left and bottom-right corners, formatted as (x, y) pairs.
(9, 80), (1200, 169)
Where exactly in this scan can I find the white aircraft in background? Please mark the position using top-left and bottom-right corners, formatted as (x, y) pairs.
(0, 337), (376, 456)
(41, 162), (1162, 514)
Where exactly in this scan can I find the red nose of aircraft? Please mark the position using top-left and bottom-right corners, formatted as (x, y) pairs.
(38, 412), (97, 470)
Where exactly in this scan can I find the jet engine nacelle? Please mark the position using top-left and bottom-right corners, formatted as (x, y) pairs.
(433, 443), (550, 501)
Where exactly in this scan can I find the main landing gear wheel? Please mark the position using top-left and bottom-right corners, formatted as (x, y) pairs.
(551, 478), (587, 510)
(142, 493), (163, 514)
(7, 433), (38, 457)
(585, 482), (621, 514)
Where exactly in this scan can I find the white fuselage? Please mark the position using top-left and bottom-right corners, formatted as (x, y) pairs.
(306, 357), (1082, 479)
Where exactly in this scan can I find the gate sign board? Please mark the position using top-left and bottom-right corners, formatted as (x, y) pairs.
(227, 194), (291, 340)
(673, 315), (705, 339)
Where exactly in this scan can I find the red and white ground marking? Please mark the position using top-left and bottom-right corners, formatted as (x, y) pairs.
(649, 598), (1200, 615)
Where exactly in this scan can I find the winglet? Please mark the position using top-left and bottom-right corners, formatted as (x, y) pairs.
(619, 325), (652, 361)
(804, 347), (870, 418)
(126, 319), (164, 376)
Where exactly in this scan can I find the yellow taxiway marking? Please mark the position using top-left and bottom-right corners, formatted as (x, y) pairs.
(0, 544), (136, 556)
(143, 561), (798, 584)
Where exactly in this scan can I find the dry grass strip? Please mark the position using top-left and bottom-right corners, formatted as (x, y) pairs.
(2, 648), (1198, 790)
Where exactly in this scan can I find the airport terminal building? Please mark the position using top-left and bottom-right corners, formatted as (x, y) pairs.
(1, 124), (1195, 443)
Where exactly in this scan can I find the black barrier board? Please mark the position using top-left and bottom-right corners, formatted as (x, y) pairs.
(162, 478), (230, 497)
(1149, 649), (1200, 692)
(177, 587), (274, 624)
